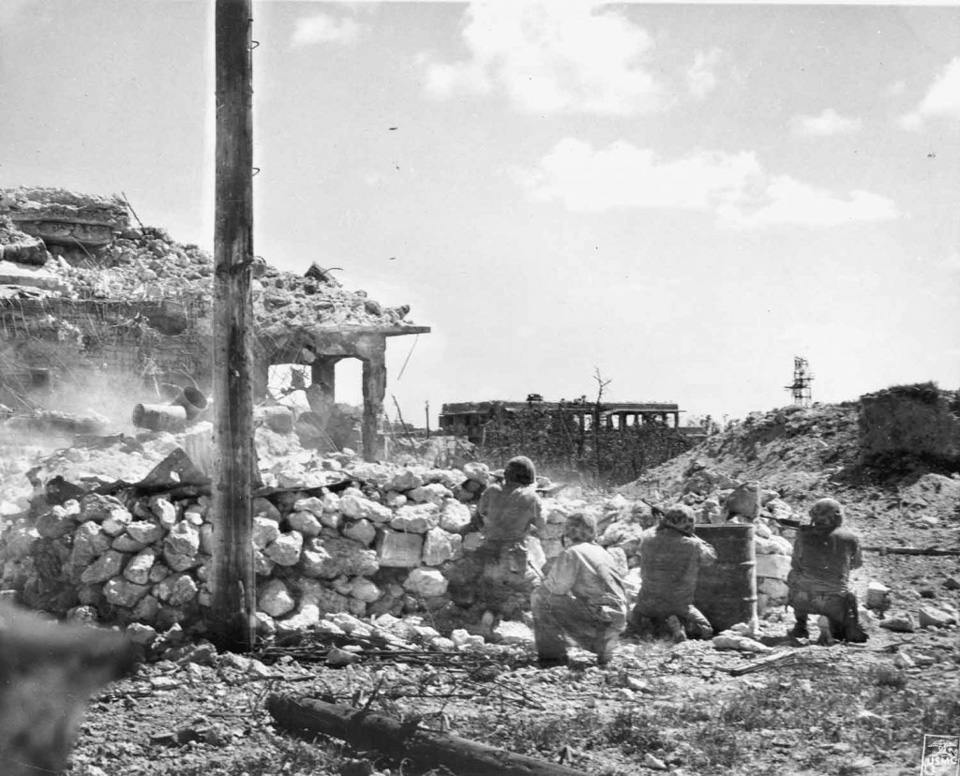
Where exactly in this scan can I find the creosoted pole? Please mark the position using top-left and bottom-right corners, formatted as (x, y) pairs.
(210, 0), (256, 651)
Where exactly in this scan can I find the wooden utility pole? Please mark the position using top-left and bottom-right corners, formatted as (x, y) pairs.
(209, 0), (256, 651)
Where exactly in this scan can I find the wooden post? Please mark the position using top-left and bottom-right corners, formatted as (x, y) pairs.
(209, 0), (256, 652)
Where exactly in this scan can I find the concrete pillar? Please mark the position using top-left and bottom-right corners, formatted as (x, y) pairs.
(310, 357), (339, 402)
(361, 349), (387, 462)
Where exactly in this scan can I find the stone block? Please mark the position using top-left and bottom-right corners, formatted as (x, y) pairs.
(866, 581), (890, 610)
(422, 527), (455, 566)
(377, 531), (424, 568)
(756, 553), (792, 579)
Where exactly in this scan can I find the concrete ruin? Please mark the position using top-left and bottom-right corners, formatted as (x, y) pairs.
(0, 187), (429, 460)
(440, 398), (685, 444)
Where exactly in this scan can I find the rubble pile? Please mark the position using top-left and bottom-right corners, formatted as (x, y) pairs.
(0, 186), (415, 330)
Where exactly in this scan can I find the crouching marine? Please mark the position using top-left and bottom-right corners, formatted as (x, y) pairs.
(532, 513), (627, 668)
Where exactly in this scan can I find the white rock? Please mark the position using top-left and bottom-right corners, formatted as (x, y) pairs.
(156, 573), (199, 606)
(408, 483), (452, 506)
(343, 518), (377, 546)
(254, 548), (275, 576)
(103, 577), (151, 607)
(126, 521), (163, 545)
(165, 521), (201, 557)
(385, 492), (407, 508)
(451, 629), (485, 649)
(493, 621), (534, 645)
(252, 516), (281, 549)
(293, 496), (325, 518)
(339, 494), (393, 523)
(111, 533), (146, 553)
(391, 503), (440, 533)
(384, 468), (424, 492)
(124, 547), (157, 585)
(81, 550), (126, 584)
(712, 631), (772, 653)
(919, 605), (957, 628)
(126, 622), (158, 646)
(439, 499), (472, 533)
(287, 511), (322, 537)
(422, 527), (455, 566)
(404, 568), (448, 597)
(266, 531), (304, 566)
(258, 579), (296, 617)
(150, 497), (179, 529)
(463, 462), (490, 484)
(350, 577), (381, 603)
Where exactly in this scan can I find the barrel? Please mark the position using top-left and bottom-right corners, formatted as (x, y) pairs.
(693, 524), (758, 632)
(132, 403), (188, 432)
(169, 386), (208, 420)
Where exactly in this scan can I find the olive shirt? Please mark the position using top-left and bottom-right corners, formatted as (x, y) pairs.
(541, 541), (627, 619)
(476, 483), (544, 544)
(635, 526), (717, 614)
(790, 525), (862, 595)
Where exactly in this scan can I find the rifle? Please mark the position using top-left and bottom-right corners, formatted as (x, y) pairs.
(862, 546), (960, 557)
(640, 499), (665, 518)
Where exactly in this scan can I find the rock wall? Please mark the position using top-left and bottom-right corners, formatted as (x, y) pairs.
(859, 383), (960, 468)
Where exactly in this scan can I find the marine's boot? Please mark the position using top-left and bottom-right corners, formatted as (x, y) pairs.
(665, 615), (686, 644)
(789, 615), (809, 640)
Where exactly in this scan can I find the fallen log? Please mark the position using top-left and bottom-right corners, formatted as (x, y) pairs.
(267, 694), (591, 776)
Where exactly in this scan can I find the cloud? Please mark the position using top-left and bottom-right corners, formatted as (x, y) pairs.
(687, 48), (722, 100)
(899, 57), (960, 131)
(419, 3), (669, 116)
(790, 109), (862, 138)
(514, 138), (898, 229)
(291, 13), (363, 47)
(938, 252), (960, 273)
(0, 0), (36, 28)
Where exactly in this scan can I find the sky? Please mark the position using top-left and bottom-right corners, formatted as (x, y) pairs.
(1, 0), (958, 428)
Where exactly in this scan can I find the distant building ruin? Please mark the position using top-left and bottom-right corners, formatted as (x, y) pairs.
(0, 187), (429, 460)
(439, 397), (684, 444)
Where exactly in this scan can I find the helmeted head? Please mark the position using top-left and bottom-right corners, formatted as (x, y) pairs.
(504, 456), (536, 486)
(564, 512), (597, 544)
(809, 498), (843, 529)
(660, 504), (697, 536)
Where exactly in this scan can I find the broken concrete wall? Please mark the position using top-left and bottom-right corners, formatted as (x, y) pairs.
(859, 383), (960, 468)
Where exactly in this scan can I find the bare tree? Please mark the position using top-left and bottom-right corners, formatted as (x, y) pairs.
(592, 367), (611, 483)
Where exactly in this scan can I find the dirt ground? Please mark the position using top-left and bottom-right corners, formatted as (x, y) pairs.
(15, 402), (960, 775)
